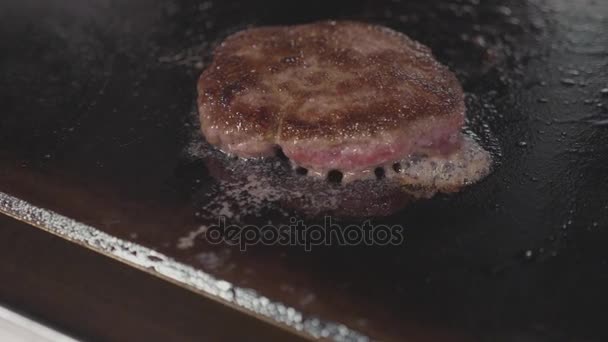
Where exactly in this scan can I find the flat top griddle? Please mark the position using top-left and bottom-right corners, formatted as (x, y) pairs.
(1, 0), (608, 341)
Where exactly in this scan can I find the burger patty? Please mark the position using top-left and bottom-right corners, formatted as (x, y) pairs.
(198, 21), (464, 167)
(198, 21), (490, 186)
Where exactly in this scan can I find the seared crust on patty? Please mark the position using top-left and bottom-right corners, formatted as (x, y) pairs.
(198, 21), (464, 164)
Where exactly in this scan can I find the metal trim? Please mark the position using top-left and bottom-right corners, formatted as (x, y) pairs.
(0, 191), (368, 342)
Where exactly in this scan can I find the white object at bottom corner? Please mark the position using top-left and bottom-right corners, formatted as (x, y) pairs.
(0, 305), (79, 342)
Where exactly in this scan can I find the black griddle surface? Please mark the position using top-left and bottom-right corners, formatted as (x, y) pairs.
(1, 0), (608, 341)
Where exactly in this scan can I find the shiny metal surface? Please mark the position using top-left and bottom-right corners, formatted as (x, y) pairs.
(0, 191), (367, 341)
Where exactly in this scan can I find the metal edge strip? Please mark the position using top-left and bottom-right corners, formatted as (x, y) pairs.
(0, 191), (369, 342)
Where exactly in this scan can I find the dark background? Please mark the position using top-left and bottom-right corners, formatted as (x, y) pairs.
(1, 0), (608, 341)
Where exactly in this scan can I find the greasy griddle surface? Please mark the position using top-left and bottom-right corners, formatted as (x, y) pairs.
(1, 0), (608, 341)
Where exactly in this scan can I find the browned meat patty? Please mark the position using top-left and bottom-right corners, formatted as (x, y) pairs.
(198, 21), (466, 177)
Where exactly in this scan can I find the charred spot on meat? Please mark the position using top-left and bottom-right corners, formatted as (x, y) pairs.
(197, 21), (491, 196)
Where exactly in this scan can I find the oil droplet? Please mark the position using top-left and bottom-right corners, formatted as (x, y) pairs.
(560, 78), (576, 86)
